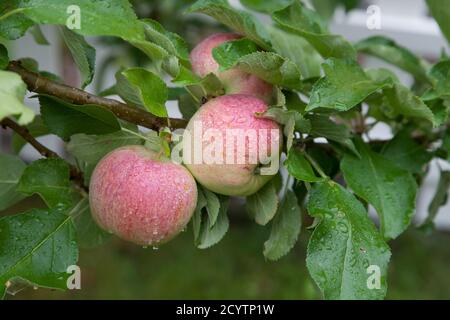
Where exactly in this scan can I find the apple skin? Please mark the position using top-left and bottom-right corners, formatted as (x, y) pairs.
(89, 145), (197, 246)
(184, 94), (282, 197)
(190, 33), (273, 103)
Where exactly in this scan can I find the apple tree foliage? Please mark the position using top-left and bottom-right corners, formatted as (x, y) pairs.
(0, 0), (450, 300)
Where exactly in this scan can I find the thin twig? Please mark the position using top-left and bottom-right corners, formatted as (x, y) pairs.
(1, 117), (85, 189)
(7, 61), (188, 131)
(1, 117), (58, 158)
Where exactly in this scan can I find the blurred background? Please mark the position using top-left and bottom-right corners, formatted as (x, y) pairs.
(1, 0), (449, 299)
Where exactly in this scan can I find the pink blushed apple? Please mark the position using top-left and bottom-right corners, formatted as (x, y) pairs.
(183, 94), (282, 196)
(190, 33), (273, 103)
(89, 146), (197, 246)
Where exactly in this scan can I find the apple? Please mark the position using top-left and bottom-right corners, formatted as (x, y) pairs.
(183, 94), (282, 196)
(190, 33), (273, 103)
(89, 145), (198, 246)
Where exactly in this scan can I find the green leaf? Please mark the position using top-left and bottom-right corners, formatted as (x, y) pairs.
(0, 154), (27, 210)
(196, 195), (230, 249)
(98, 84), (117, 97)
(0, 44), (9, 69)
(212, 38), (259, 71)
(269, 27), (322, 79)
(40, 95), (121, 140)
(18, 57), (39, 72)
(283, 117), (296, 151)
(192, 186), (207, 242)
(67, 130), (142, 183)
(256, 107), (311, 151)
(17, 158), (76, 208)
(308, 114), (359, 156)
(3, 0), (145, 41)
(307, 58), (388, 112)
(171, 62), (202, 86)
(284, 90), (308, 113)
(272, 2), (356, 59)
(162, 55), (183, 78)
(307, 145), (340, 177)
(311, 0), (360, 22)
(240, 0), (294, 13)
(256, 107), (311, 131)
(311, 0), (339, 21)
(355, 36), (430, 83)
(0, 206), (78, 298)
(141, 19), (189, 62)
(143, 129), (170, 157)
(202, 188), (221, 227)
(60, 27), (96, 89)
(197, 73), (224, 98)
(306, 181), (391, 300)
(381, 130), (432, 173)
(70, 196), (110, 248)
(273, 2), (326, 35)
(341, 140), (417, 239)
(11, 116), (49, 154)
(0, 70), (34, 125)
(285, 148), (323, 182)
(130, 39), (169, 61)
(226, 51), (303, 90)
(365, 93), (389, 123)
(168, 87), (186, 101)
(159, 130), (172, 157)
(246, 179), (279, 225)
(29, 25), (49, 45)
(366, 67), (399, 84)
(115, 70), (143, 107)
(427, 99), (449, 127)
(187, 0), (271, 50)
(211, 39), (302, 89)
(178, 93), (199, 120)
(181, 73), (224, 101)
(426, 0), (450, 45)
(422, 60), (450, 101)
(263, 190), (301, 261)
(444, 131), (450, 161)
(118, 68), (168, 117)
(383, 83), (437, 127)
(0, 4), (34, 40)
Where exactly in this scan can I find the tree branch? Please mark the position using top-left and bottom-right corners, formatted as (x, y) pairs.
(1, 117), (85, 189)
(7, 61), (188, 131)
(1, 117), (58, 158)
